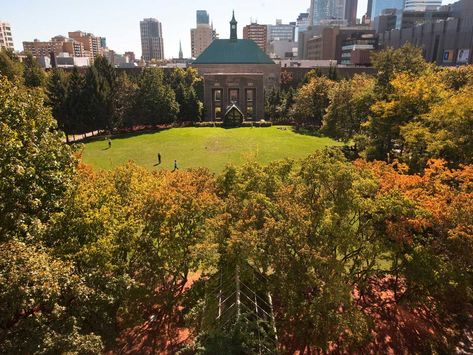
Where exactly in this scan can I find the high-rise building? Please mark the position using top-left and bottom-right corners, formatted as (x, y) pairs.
(367, 0), (373, 18)
(179, 41), (183, 59)
(140, 18), (164, 61)
(191, 26), (215, 58)
(371, 0), (404, 19)
(0, 21), (14, 50)
(243, 23), (268, 53)
(373, 8), (399, 33)
(309, 0), (347, 25)
(296, 12), (311, 33)
(268, 20), (295, 42)
(191, 10), (215, 58)
(345, 0), (358, 25)
(404, 0), (441, 11)
(196, 10), (210, 25)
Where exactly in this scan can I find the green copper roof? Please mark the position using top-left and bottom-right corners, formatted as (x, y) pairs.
(192, 39), (275, 65)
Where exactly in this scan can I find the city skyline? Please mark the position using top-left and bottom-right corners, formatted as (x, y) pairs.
(3, 0), (456, 59)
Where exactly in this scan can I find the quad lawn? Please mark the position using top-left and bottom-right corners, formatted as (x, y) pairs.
(80, 126), (344, 173)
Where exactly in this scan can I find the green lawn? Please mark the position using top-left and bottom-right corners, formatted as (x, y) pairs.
(80, 126), (344, 173)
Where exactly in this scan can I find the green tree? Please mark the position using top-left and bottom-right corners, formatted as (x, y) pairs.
(169, 68), (203, 122)
(371, 43), (428, 98)
(135, 68), (179, 125)
(113, 72), (137, 129)
(0, 77), (76, 241)
(402, 86), (473, 168)
(279, 87), (296, 121)
(327, 63), (338, 80)
(65, 66), (85, 135)
(212, 151), (390, 352)
(23, 53), (46, 88)
(0, 48), (23, 83)
(0, 240), (103, 353)
(82, 65), (109, 131)
(359, 70), (445, 163)
(182, 86), (202, 121)
(92, 56), (121, 130)
(264, 87), (281, 120)
(46, 68), (69, 139)
(93, 55), (117, 89)
(293, 76), (333, 127)
(322, 74), (375, 141)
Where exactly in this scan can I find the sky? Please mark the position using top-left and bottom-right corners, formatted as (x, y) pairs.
(2, 0), (457, 59)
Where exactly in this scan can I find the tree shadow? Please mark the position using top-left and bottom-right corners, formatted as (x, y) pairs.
(71, 126), (173, 144)
(291, 125), (324, 137)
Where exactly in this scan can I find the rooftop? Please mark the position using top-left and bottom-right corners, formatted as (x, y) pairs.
(192, 39), (275, 65)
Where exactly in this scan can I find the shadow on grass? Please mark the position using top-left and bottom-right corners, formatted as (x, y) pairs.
(70, 127), (173, 144)
(70, 124), (277, 145)
(291, 125), (325, 137)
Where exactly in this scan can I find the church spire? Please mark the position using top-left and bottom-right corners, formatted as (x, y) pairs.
(230, 10), (238, 41)
(179, 40), (183, 59)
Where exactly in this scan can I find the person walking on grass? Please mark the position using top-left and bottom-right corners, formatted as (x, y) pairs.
(157, 152), (161, 165)
(108, 138), (112, 149)
(173, 160), (178, 171)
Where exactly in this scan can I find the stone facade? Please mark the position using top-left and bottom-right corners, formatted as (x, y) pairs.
(192, 63), (280, 92)
(202, 73), (265, 121)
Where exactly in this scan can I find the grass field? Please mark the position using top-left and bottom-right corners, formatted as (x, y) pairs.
(80, 126), (344, 172)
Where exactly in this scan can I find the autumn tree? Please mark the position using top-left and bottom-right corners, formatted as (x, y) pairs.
(438, 65), (473, 91)
(46, 164), (220, 345)
(359, 69), (446, 164)
(371, 43), (428, 98)
(401, 85), (473, 169)
(359, 159), (473, 350)
(209, 150), (395, 353)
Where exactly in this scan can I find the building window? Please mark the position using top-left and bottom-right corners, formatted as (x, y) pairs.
(212, 89), (223, 120)
(245, 89), (256, 119)
(229, 89), (239, 105)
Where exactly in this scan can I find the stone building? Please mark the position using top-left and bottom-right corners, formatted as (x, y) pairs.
(192, 12), (280, 121)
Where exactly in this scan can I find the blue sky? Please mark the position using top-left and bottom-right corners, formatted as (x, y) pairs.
(3, 0), (456, 59)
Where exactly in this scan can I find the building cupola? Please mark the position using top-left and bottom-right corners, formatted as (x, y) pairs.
(230, 10), (238, 41)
